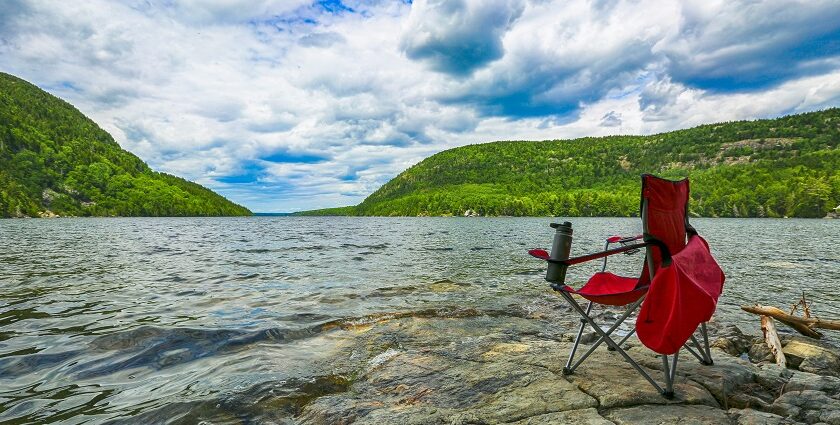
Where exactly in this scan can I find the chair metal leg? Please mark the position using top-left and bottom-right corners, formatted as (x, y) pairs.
(565, 297), (644, 374)
(564, 301), (593, 374)
(683, 341), (705, 363)
(701, 322), (713, 365)
(559, 292), (664, 394)
(687, 326), (713, 366)
(670, 351), (679, 383)
(661, 354), (675, 399)
(690, 335), (707, 362)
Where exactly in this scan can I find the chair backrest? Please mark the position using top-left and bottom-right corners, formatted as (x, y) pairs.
(636, 174), (692, 287)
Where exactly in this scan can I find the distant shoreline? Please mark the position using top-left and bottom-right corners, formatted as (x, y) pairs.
(8, 215), (828, 220)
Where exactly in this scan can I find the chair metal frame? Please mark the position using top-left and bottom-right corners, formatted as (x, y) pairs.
(538, 176), (714, 398)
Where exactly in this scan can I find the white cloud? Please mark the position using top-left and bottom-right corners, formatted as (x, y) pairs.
(401, 0), (526, 75)
(0, 0), (838, 212)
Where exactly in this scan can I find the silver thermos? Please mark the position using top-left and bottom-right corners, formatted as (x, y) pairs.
(546, 221), (573, 283)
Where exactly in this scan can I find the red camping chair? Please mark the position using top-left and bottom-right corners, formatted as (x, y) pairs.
(528, 174), (725, 398)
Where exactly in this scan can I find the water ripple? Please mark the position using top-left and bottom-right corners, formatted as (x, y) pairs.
(0, 216), (837, 422)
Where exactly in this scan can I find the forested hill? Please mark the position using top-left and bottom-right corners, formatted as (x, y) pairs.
(300, 109), (840, 218)
(0, 72), (250, 217)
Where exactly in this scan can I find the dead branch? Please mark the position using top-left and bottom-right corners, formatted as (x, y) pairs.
(740, 305), (840, 339)
(761, 315), (786, 367)
(802, 292), (811, 319)
(790, 292), (812, 318)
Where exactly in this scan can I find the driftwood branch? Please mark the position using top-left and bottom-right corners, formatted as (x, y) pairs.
(789, 291), (812, 318)
(803, 293), (812, 318)
(761, 315), (786, 367)
(741, 304), (840, 339)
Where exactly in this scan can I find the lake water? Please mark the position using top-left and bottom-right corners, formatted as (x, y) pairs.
(1, 217), (838, 423)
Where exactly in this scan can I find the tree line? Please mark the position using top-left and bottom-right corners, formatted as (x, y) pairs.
(299, 108), (840, 218)
(0, 72), (250, 217)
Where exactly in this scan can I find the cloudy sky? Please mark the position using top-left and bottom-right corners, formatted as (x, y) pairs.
(2, 0), (840, 212)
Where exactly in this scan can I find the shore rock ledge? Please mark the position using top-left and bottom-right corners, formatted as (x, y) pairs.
(298, 311), (840, 424)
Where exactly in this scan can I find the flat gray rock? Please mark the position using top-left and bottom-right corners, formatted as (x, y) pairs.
(770, 390), (840, 424)
(604, 404), (730, 424)
(782, 336), (840, 377)
(727, 408), (803, 425)
(784, 370), (840, 396)
(291, 314), (840, 425)
(505, 408), (613, 424)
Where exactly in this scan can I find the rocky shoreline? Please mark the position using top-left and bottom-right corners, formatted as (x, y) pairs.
(292, 301), (840, 424)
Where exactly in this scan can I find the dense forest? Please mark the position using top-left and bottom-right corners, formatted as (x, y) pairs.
(299, 109), (840, 218)
(0, 72), (250, 217)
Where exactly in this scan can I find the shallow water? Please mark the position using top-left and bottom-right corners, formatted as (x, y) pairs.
(1, 217), (838, 423)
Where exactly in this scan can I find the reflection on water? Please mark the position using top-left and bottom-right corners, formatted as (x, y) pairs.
(0, 217), (838, 422)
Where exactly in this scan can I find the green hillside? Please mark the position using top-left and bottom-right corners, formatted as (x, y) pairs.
(0, 72), (250, 217)
(300, 109), (840, 218)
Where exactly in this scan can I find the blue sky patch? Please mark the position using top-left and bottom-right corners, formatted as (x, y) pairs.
(6, 0), (840, 212)
(216, 161), (267, 184)
(260, 150), (328, 164)
(315, 0), (354, 15)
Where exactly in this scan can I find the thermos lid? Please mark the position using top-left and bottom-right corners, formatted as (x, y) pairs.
(550, 221), (573, 229)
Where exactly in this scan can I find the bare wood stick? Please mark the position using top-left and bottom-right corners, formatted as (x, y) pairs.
(743, 305), (840, 330)
(740, 305), (839, 338)
(761, 315), (786, 367)
(802, 292), (811, 319)
(743, 305), (822, 338)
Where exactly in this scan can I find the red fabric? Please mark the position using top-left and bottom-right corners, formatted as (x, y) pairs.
(528, 249), (550, 260)
(573, 272), (648, 306)
(636, 235), (725, 355)
(607, 236), (622, 243)
(528, 250), (648, 306)
(527, 175), (725, 356)
(642, 175), (689, 275)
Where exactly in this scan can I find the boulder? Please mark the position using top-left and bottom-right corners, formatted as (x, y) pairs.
(753, 363), (793, 395)
(711, 324), (754, 357)
(672, 350), (757, 408)
(783, 371), (840, 397)
(748, 341), (775, 364)
(782, 337), (840, 377)
(770, 390), (840, 424)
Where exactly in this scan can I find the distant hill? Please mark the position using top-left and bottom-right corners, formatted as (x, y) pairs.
(0, 72), (250, 217)
(298, 109), (840, 218)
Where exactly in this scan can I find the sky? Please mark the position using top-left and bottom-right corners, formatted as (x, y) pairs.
(2, 0), (840, 212)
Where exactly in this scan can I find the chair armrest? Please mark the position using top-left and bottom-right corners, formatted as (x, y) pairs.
(606, 234), (644, 244)
(529, 242), (649, 266)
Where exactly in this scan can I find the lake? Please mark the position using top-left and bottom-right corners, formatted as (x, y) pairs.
(1, 217), (838, 423)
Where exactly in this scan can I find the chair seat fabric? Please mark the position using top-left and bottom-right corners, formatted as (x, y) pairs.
(636, 235), (725, 355)
(527, 249), (649, 306)
(560, 272), (649, 306)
